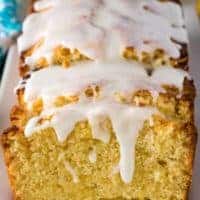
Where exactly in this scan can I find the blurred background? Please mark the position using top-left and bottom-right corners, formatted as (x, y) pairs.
(0, 0), (29, 76)
(182, 1), (200, 199)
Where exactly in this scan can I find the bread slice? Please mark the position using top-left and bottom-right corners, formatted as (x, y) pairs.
(2, 77), (196, 200)
(2, 115), (196, 200)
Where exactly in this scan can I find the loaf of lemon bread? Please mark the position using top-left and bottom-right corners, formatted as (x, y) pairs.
(1, 0), (196, 199)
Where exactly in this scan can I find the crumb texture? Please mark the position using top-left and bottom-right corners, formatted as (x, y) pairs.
(2, 116), (195, 199)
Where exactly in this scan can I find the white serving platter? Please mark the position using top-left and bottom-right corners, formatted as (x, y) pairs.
(0, 45), (18, 200)
(0, 1), (199, 199)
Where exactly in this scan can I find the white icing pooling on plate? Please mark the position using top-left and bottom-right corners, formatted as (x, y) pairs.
(23, 60), (189, 183)
(18, 0), (188, 66)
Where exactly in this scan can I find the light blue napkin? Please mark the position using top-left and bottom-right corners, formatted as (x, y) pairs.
(0, 0), (22, 37)
(0, 0), (22, 70)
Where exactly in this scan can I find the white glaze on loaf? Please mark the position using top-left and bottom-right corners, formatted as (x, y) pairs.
(17, 0), (189, 184)
(18, 0), (188, 67)
(25, 100), (157, 183)
(23, 60), (189, 183)
(24, 60), (189, 107)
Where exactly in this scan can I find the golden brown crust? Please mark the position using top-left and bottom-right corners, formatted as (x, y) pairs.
(1, 127), (21, 200)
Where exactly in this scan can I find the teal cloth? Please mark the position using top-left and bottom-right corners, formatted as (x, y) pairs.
(0, 0), (22, 78)
(0, 0), (22, 37)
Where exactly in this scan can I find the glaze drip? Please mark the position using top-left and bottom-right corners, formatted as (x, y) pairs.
(23, 60), (189, 183)
(18, 0), (188, 66)
(24, 60), (189, 107)
(19, 0), (189, 184)
(25, 100), (157, 183)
